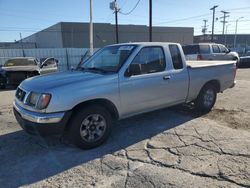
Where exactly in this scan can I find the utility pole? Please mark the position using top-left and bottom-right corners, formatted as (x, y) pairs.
(89, 0), (93, 55)
(110, 1), (119, 43)
(149, 0), (152, 42)
(221, 11), (230, 35)
(234, 17), (244, 49)
(202, 19), (208, 41)
(225, 24), (230, 46)
(221, 11), (230, 45)
(19, 33), (25, 57)
(115, 0), (119, 43)
(115, 0), (119, 44)
(210, 5), (218, 42)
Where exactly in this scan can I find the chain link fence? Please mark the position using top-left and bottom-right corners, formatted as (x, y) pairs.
(0, 48), (94, 71)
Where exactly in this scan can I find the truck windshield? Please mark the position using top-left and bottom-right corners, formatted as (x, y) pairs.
(81, 45), (137, 72)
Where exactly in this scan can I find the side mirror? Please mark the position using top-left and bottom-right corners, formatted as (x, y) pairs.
(226, 49), (231, 54)
(124, 64), (141, 77)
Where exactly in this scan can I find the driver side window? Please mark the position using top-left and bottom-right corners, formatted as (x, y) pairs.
(128, 47), (166, 76)
(219, 45), (228, 53)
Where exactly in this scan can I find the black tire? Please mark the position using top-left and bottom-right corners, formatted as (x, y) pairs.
(0, 78), (6, 89)
(233, 57), (239, 68)
(68, 105), (112, 149)
(0, 84), (6, 89)
(195, 84), (217, 112)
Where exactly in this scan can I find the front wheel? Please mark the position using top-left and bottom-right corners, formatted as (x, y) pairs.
(0, 83), (6, 89)
(195, 84), (217, 112)
(68, 105), (112, 149)
(233, 57), (239, 68)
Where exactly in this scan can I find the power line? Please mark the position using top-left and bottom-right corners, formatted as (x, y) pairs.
(225, 6), (250, 11)
(119, 0), (141, 15)
(1, 18), (249, 33)
(228, 19), (250, 22)
(155, 13), (211, 25)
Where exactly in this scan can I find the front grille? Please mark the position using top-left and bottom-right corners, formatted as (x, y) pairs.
(16, 87), (26, 102)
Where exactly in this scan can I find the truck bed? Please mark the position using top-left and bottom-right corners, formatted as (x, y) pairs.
(186, 60), (236, 103)
(186, 60), (236, 68)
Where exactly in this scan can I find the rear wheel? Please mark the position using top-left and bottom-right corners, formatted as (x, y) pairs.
(195, 84), (217, 112)
(68, 105), (112, 149)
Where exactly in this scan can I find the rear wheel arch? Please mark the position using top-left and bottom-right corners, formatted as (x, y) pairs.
(202, 80), (220, 93)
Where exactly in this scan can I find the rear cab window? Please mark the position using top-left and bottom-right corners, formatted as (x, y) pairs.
(169, 44), (183, 70)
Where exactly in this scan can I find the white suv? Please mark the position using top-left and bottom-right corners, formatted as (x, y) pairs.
(182, 43), (239, 65)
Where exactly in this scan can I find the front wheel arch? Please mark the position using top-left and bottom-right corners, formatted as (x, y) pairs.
(66, 99), (119, 130)
(74, 99), (119, 120)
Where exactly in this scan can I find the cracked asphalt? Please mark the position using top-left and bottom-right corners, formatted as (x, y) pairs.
(0, 69), (250, 188)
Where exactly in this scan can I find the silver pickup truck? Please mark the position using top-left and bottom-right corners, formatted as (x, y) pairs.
(13, 42), (236, 149)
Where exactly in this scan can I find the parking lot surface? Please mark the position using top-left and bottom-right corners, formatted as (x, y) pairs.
(0, 69), (249, 187)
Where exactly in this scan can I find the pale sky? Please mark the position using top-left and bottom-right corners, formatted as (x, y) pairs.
(0, 0), (250, 42)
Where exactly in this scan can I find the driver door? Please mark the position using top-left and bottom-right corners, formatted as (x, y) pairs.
(119, 46), (171, 116)
(39, 58), (58, 74)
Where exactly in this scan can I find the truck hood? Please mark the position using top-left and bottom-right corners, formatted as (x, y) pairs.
(20, 71), (106, 92)
(230, 51), (239, 58)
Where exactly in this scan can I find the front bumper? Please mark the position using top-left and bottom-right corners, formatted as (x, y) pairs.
(13, 101), (72, 135)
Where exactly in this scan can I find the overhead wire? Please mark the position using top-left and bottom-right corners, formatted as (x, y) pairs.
(155, 13), (212, 25)
(119, 0), (141, 15)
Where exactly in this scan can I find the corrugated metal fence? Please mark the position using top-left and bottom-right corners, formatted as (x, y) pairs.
(0, 48), (94, 71)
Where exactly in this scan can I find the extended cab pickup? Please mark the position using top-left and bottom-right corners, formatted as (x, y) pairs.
(13, 43), (236, 149)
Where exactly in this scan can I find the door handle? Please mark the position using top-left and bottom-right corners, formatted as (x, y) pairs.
(163, 75), (171, 80)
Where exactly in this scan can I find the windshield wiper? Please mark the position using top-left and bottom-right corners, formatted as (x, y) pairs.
(84, 67), (108, 73)
(78, 67), (116, 73)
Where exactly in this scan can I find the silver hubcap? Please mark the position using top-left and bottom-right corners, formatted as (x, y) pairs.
(80, 114), (106, 142)
(203, 89), (215, 107)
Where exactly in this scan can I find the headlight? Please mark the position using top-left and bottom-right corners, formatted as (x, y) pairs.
(29, 92), (40, 106)
(28, 92), (51, 110)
